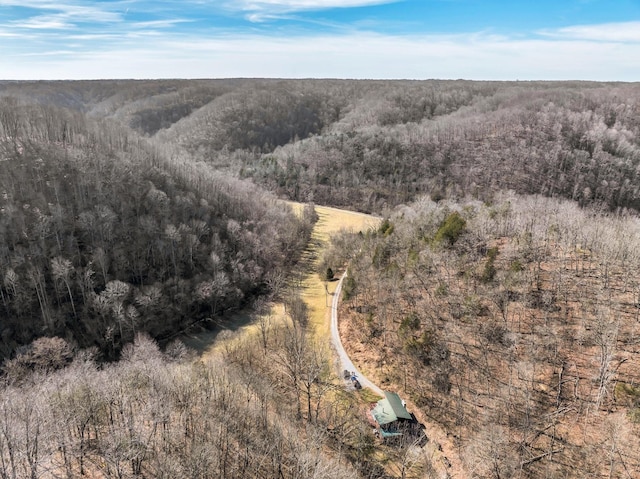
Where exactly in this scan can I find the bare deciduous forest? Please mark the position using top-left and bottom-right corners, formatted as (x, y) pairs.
(1, 79), (640, 477)
(0, 86), (316, 361)
(324, 193), (640, 478)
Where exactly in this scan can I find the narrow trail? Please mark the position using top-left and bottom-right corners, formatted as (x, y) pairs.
(330, 271), (384, 397)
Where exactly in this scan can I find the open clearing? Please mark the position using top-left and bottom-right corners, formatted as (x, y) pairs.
(185, 202), (380, 357)
(289, 202), (381, 338)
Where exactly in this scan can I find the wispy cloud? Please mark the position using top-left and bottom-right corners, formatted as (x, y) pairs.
(0, 32), (23, 37)
(4, 29), (640, 81)
(0, 0), (195, 49)
(12, 16), (74, 30)
(130, 19), (194, 29)
(1, 1), (125, 19)
(4, 2), (125, 33)
(0, 0), (60, 6)
(538, 21), (640, 43)
(232, 0), (397, 9)
(224, 0), (398, 21)
(20, 49), (77, 56)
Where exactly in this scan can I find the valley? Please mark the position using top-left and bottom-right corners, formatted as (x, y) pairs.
(1, 79), (640, 477)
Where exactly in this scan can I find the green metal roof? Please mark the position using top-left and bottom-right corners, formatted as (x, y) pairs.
(371, 391), (412, 426)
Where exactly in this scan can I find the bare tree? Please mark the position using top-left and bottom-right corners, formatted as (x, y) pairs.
(51, 256), (76, 318)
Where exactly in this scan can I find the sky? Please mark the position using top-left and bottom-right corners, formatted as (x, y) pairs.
(1, 0), (640, 80)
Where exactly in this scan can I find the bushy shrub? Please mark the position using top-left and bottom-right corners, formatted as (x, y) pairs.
(433, 212), (466, 247)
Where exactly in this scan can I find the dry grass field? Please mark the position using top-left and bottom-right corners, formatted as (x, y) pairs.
(290, 202), (381, 337)
(189, 202), (380, 357)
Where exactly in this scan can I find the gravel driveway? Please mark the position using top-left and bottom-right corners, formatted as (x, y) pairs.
(331, 271), (384, 397)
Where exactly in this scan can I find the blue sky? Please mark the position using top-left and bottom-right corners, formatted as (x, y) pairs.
(1, 0), (640, 80)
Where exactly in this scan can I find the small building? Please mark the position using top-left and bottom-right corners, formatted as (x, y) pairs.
(369, 391), (420, 439)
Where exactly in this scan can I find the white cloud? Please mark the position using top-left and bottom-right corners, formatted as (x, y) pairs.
(4, 31), (640, 81)
(233, 0), (396, 9)
(0, 0), (59, 6)
(12, 16), (74, 30)
(20, 50), (77, 56)
(225, 0), (397, 21)
(57, 5), (124, 23)
(131, 19), (193, 29)
(0, 29), (26, 37)
(539, 21), (640, 43)
(2, 1), (125, 26)
(66, 33), (120, 40)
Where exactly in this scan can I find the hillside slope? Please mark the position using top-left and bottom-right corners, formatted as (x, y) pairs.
(329, 193), (640, 478)
(0, 95), (314, 363)
(6, 80), (639, 215)
(2, 79), (640, 478)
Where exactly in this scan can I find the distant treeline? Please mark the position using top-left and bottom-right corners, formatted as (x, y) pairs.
(241, 82), (640, 212)
(4, 79), (639, 214)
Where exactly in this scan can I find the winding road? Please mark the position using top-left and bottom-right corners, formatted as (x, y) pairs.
(323, 209), (462, 479)
(286, 201), (384, 396)
(194, 201), (461, 477)
(197, 201), (460, 477)
(330, 271), (384, 397)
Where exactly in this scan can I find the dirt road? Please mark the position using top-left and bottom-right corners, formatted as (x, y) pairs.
(188, 202), (380, 361)
(331, 271), (385, 396)
(282, 202), (384, 396)
(187, 201), (462, 477)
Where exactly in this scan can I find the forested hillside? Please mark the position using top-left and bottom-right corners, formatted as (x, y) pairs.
(323, 193), (640, 478)
(2, 79), (640, 478)
(30, 79), (637, 215)
(0, 332), (373, 479)
(250, 83), (640, 212)
(0, 94), (314, 362)
(5, 80), (638, 214)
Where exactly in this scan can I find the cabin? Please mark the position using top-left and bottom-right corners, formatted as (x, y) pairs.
(369, 391), (421, 440)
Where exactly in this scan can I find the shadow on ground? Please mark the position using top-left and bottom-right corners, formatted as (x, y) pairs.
(179, 311), (254, 355)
